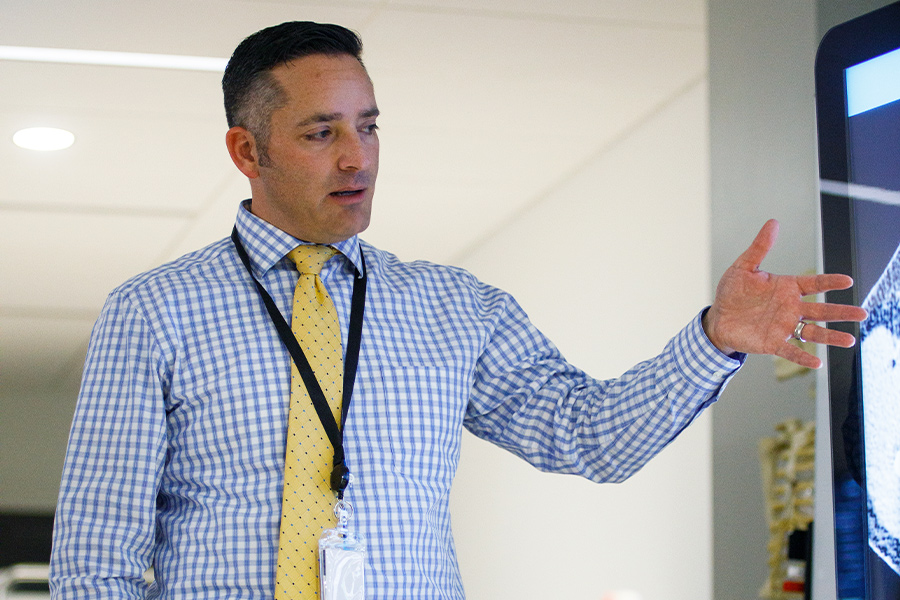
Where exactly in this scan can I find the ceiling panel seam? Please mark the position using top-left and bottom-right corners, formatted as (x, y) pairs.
(357, 0), (391, 30)
(376, 3), (702, 31)
(450, 71), (709, 266)
(152, 171), (249, 265)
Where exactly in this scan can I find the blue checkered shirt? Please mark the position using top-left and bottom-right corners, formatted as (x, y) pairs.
(51, 202), (742, 599)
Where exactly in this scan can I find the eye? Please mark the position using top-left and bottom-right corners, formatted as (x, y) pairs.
(304, 128), (332, 141)
(361, 123), (379, 135)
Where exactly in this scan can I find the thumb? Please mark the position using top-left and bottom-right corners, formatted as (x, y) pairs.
(733, 219), (779, 271)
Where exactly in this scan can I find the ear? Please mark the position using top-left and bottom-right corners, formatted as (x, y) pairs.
(225, 126), (261, 179)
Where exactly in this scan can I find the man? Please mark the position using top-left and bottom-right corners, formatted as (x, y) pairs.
(50, 21), (866, 599)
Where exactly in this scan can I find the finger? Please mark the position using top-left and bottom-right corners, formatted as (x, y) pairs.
(800, 302), (868, 323)
(792, 322), (858, 348)
(733, 219), (779, 271)
(796, 273), (854, 296)
(776, 341), (822, 369)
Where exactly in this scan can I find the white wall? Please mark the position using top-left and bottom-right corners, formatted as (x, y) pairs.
(451, 82), (713, 600)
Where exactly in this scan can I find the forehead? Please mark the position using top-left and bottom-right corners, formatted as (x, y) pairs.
(269, 54), (376, 114)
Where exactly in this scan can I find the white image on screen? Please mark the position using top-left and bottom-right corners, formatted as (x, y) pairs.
(862, 241), (900, 575)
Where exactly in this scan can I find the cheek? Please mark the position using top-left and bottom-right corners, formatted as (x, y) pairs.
(369, 146), (380, 174)
(277, 161), (321, 192)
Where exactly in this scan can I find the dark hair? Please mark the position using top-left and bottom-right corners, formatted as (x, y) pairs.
(222, 21), (364, 158)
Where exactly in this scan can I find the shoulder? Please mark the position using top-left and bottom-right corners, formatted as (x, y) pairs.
(108, 237), (241, 308)
(360, 241), (490, 290)
(358, 240), (514, 313)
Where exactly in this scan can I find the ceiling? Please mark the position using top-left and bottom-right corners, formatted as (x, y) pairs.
(0, 0), (706, 400)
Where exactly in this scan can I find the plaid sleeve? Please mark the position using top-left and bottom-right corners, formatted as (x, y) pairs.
(464, 296), (742, 484)
(50, 289), (167, 599)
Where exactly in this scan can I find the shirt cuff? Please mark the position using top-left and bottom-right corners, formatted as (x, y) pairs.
(670, 309), (746, 394)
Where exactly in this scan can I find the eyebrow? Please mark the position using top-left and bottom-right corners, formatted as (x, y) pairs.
(296, 107), (380, 128)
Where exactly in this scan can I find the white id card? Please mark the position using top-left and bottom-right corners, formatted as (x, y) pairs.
(319, 500), (366, 600)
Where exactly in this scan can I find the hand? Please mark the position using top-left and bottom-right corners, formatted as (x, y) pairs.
(703, 219), (868, 369)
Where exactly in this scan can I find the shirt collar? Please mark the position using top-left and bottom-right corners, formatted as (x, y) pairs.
(234, 200), (364, 278)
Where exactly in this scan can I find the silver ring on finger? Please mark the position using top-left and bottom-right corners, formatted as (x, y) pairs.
(792, 320), (808, 343)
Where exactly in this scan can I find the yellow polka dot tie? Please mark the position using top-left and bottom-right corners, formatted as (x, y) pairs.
(274, 244), (342, 600)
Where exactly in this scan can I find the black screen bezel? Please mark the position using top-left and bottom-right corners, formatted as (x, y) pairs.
(816, 2), (900, 597)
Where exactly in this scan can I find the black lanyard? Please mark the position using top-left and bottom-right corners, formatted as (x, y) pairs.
(231, 227), (366, 498)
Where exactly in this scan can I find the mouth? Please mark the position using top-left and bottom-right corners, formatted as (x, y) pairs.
(329, 188), (368, 203)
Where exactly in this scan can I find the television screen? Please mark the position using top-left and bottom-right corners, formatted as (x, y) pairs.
(816, 3), (900, 598)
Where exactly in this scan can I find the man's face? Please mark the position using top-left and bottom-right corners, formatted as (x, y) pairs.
(249, 53), (379, 244)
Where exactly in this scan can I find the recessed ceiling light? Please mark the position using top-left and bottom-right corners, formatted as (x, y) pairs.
(13, 127), (76, 151)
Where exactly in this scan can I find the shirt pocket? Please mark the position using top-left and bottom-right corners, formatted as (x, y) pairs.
(376, 364), (471, 484)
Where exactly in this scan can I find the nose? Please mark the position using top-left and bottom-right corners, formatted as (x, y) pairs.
(336, 131), (375, 172)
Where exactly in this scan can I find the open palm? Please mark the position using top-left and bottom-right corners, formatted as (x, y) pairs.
(703, 219), (867, 369)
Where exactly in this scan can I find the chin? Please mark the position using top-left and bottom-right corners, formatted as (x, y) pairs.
(342, 209), (372, 238)
(319, 221), (370, 245)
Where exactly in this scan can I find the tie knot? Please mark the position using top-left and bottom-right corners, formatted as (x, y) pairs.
(288, 245), (337, 275)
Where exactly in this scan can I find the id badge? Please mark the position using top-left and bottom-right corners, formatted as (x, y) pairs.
(319, 499), (366, 600)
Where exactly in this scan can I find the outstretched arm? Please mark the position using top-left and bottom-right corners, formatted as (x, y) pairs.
(702, 219), (868, 369)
